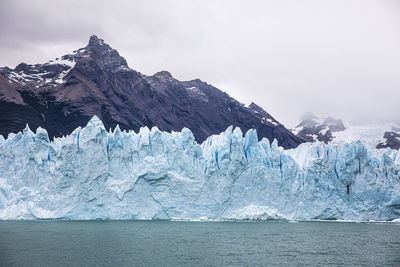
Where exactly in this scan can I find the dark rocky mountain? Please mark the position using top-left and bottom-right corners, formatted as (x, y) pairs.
(0, 35), (303, 148)
(292, 113), (346, 143)
(377, 127), (400, 150)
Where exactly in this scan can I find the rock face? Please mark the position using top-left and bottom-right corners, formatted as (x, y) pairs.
(0, 35), (303, 149)
(292, 114), (346, 143)
(377, 127), (400, 150)
(0, 116), (399, 220)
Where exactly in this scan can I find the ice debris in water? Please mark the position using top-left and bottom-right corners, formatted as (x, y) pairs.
(0, 116), (399, 220)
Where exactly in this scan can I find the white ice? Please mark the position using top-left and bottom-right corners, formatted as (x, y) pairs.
(0, 116), (399, 221)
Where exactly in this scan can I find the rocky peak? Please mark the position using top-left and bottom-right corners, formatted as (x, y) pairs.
(146, 71), (177, 90)
(322, 116), (345, 132)
(292, 114), (346, 143)
(392, 126), (400, 132)
(71, 35), (129, 72)
(248, 102), (265, 114)
(14, 63), (30, 73)
(154, 70), (172, 77)
(88, 35), (105, 47)
(0, 35), (130, 88)
(297, 113), (319, 128)
(153, 71), (174, 80)
(377, 126), (400, 150)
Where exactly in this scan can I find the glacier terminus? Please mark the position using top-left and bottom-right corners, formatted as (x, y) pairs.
(0, 116), (399, 221)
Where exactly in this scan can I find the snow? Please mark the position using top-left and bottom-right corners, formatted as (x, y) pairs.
(291, 126), (303, 136)
(186, 86), (208, 102)
(53, 68), (73, 84)
(292, 116), (399, 149)
(0, 116), (399, 221)
(266, 118), (278, 126)
(319, 126), (329, 136)
(7, 71), (33, 84)
(4, 58), (76, 87)
(332, 122), (397, 149)
(0, 43), (110, 88)
(50, 57), (76, 68)
(118, 65), (130, 71)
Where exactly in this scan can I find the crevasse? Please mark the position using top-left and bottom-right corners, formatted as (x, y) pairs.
(0, 116), (399, 220)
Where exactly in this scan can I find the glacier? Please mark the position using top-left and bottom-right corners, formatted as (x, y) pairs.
(0, 116), (399, 221)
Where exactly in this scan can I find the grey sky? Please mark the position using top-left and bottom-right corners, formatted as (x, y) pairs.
(1, 0), (399, 127)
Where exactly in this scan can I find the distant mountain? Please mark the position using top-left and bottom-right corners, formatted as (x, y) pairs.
(292, 114), (400, 150)
(0, 35), (303, 148)
(377, 127), (400, 150)
(291, 113), (345, 143)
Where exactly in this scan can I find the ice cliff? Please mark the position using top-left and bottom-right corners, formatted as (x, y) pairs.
(0, 116), (399, 221)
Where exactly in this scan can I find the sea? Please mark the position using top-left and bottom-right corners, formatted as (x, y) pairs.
(0, 220), (399, 266)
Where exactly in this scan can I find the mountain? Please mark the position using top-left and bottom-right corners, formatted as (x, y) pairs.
(377, 127), (400, 150)
(291, 113), (345, 143)
(0, 35), (303, 149)
(0, 116), (399, 220)
(292, 114), (400, 150)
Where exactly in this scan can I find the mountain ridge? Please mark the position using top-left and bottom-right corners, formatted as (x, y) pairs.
(0, 35), (303, 148)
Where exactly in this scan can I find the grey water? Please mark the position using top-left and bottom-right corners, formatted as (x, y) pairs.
(0, 220), (399, 266)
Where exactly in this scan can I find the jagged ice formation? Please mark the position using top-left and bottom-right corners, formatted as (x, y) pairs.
(0, 116), (399, 220)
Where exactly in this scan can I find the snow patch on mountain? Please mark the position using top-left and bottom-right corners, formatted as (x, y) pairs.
(186, 86), (208, 102)
(0, 35), (131, 88)
(292, 114), (345, 143)
(0, 57), (75, 88)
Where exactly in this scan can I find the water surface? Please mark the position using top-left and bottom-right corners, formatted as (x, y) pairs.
(0, 220), (399, 266)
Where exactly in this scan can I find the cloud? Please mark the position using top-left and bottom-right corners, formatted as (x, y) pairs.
(0, 0), (399, 127)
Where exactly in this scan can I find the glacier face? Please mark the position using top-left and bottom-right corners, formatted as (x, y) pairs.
(0, 116), (399, 220)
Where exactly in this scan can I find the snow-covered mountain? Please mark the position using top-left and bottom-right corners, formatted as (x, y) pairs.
(292, 114), (400, 150)
(0, 35), (302, 149)
(291, 114), (345, 143)
(377, 127), (400, 150)
(0, 116), (399, 221)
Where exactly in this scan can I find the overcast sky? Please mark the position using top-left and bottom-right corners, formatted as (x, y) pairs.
(0, 0), (399, 127)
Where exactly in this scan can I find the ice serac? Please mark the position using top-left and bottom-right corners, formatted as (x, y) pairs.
(0, 116), (399, 220)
